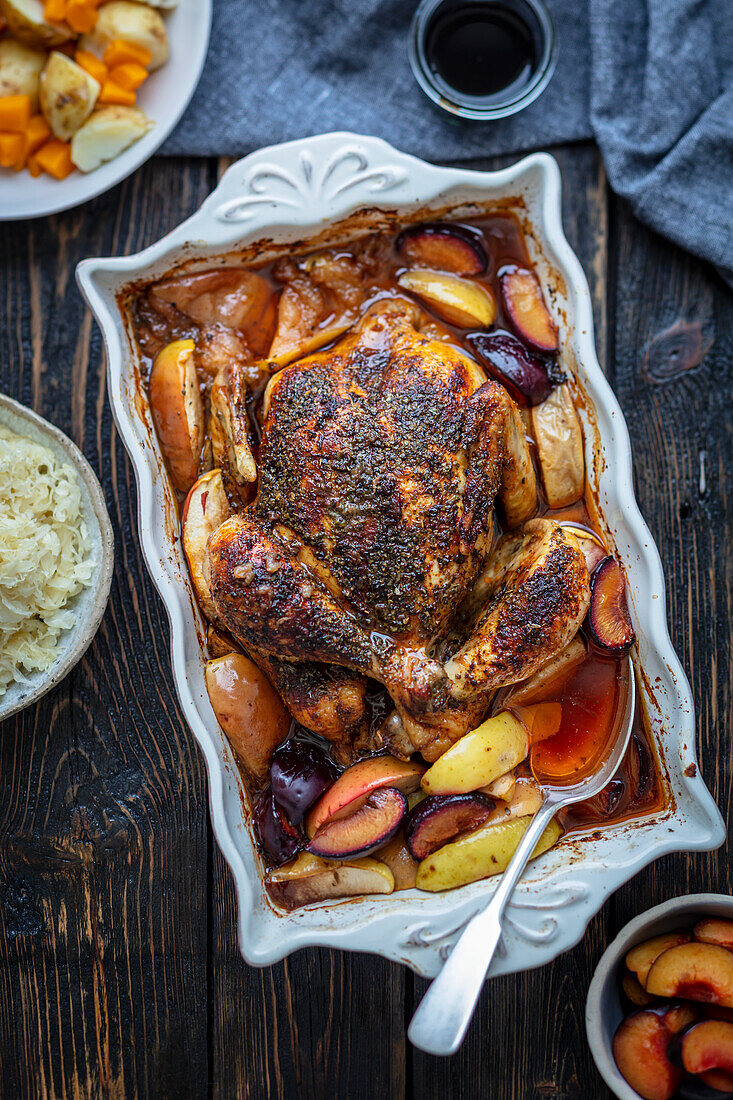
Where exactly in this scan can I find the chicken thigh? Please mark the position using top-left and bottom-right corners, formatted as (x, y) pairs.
(206, 298), (589, 759)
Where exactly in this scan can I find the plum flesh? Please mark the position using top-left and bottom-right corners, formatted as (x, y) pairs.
(405, 793), (495, 860)
(588, 556), (636, 654)
(396, 222), (488, 276)
(308, 787), (407, 859)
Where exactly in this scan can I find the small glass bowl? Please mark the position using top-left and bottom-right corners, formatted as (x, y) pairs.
(409, 0), (557, 122)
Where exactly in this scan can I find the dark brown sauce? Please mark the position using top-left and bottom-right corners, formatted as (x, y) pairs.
(426, 3), (537, 100)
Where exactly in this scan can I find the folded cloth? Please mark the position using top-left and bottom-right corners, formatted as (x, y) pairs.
(164, 0), (732, 280)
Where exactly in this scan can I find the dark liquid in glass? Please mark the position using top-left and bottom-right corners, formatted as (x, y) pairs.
(426, 3), (537, 99)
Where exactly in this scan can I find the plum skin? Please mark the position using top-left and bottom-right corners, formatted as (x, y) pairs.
(270, 740), (339, 824)
(466, 330), (563, 407)
(404, 792), (494, 861)
(254, 785), (304, 865)
(396, 222), (488, 275)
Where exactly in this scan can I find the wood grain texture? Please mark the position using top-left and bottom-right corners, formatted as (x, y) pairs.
(0, 142), (730, 1100)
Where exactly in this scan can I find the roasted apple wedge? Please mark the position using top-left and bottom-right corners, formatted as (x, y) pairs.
(531, 383), (585, 508)
(254, 785), (303, 865)
(404, 793), (494, 861)
(415, 814), (561, 892)
(181, 469), (231, 620)
(397, 222), (488, 275)
(589, 556), (636, 654)
(626, 930), (692, 987)
(646, 943), (733, 1007)
(613, 1010), (683, 1100)
(148, 338), (204, 493)
(484, 777), (544, 825)
(500, 266), (559, 353)
(397, 269), (497, 328)
(558, 522), (607, 574)
(513, 701), (562, 744)
(466, 330), (561, 406)
(305, 755), (423, 838)
(209, 364), (257, 502)
(694, 919), (733, 951)
(308, 787), (407, 859)
(205, 652), (290, 781)
(376, 834), (418, 890)
(421, 712), (529, 795)
(270, 740), (339, 825)
(268, 853), (394, 906)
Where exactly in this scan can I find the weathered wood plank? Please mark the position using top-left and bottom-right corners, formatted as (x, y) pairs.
(0, 158), (216, 1100)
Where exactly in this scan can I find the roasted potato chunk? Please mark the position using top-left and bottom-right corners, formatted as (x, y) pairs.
(40, 52), (100, 141)
(79, 1), (169, 71)
(0, 38), (46, 110)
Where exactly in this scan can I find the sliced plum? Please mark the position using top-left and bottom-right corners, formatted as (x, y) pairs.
(306, 755), (424, 838)
(613, 1010), (683, 1100)
(681, 1020), (733, 1077)
(404, 793), (495, 861)
(500, 266), (559, 353)
(588, 556), (636, 654)
(466, 330), (562, 406)
(701, 1069), (733, 1095)
(626, 930), (692, 987)
(679, 1072), (733, 1100)
(270, 740), (339, 825)
(695, 919), (733, 951)
(397, 269), (497, 328)
(308, 787), (407, 859)
(254, 785), (303, 866)
(397, 222), (488, 276)
(646, 942), (733, 1007)
(622, 972), (657, 1007)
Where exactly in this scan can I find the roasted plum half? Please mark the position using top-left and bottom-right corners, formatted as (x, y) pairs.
(500, 266), (559, 353)
(254, 785), (303, 866)
(466, 330), (562, 406)
(270, 740), (339, 825)
(588, 556), (636, 654)
(404, 793), (495, 861)
(396, 221), (488, 276)
(308, 787), (407, 859)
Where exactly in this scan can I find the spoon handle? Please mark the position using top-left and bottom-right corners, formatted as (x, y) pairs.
(408, 797), (557, 1057)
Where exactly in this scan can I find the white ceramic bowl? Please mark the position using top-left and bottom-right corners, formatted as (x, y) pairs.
(0, 393), (114, 720)
(0, 0), (211, 220)
(76, 133), (725, 977)
(586, 893), (733, 1099)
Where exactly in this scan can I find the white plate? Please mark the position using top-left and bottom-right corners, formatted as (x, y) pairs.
(0, 0), (211, 220)
(0, 393), (114, 720)
(77, 133), (726, 978)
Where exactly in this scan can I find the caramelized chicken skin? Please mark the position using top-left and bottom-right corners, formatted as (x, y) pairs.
(206, 299), (589, 758)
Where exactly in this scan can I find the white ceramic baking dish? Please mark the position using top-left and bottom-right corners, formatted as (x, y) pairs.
(76, 133), (725, 978)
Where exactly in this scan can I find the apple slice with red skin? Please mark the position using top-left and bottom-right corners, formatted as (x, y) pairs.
(500, 267), (559, 353)
(308, 787), (407, 859)
(182, 469), (231, 620)
(681, 1020), (733, 1078)
(149, 338), (205, 493)
(397, 222), (488, 276)
(465, 330), (561, 406)
(305, 755), (424, 838)
(626, 930), (692, 987)
(613, 1010), (683, 1100)
(695, 919), (733, 951)
(589, 556), (636, 654)
(404, 793), (495, 861)
(646, 943), (733, 1007)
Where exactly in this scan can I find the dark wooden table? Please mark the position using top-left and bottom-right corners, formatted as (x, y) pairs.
(1, 142), (731, 1100)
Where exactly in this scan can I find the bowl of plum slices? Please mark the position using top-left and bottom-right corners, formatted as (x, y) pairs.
(586, 896), (733, 1100)
(77, 133), (724, 975)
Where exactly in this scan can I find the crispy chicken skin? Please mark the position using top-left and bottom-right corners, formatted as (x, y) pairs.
(206, 299), (587, 757)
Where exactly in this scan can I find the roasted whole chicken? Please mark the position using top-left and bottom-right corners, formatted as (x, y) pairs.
(205, 298), (590, 761)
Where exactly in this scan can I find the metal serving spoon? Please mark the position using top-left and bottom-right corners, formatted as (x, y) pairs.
(408, 657), (637, 1057)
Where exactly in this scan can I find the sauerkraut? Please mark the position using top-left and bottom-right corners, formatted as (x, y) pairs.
(0, 424), (95, 695)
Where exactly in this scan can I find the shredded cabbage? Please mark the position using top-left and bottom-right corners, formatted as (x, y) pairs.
(0, 424), (95, 695)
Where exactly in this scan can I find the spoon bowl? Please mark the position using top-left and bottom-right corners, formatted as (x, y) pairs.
(408, 656), (637, 1056)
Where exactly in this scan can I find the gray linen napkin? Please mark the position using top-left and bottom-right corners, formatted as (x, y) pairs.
(164, 0), (733, 280)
